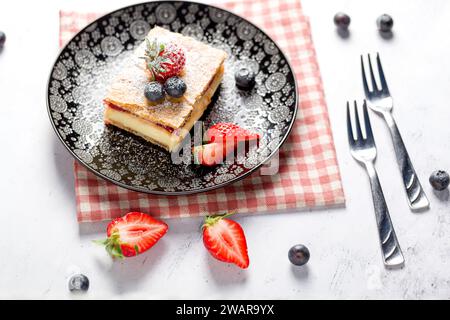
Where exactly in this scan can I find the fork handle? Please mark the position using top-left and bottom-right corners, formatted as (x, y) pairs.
(365, 162), (405, 268)
(383, 112), (430, 211)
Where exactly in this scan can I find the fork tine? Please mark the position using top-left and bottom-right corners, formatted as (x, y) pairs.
(362, 100), (374, 143)
(376, 53), (390, 94)
(360, 55), (370, 96)
(346, 101), (355, 145)
(367, 54), (379, 92)
(353, 100), (364, 141)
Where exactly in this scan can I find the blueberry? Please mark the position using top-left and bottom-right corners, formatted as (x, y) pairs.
(164, 76), (187, 98)
(68, 274), (89, 292)
(144, 81), (165, 102)
(429, 170), (450, 191)
(288, 244), (310, 266)
(0, 31), (5, 48)
(234, 66), (256, 90)
(333, 12), (351, 29)
(377, 14), (394, 32)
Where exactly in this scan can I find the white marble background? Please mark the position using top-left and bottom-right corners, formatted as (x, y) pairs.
(0, 0), (449, 299)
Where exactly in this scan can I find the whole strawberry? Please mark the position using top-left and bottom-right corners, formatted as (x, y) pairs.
(142, 38), (185, 82)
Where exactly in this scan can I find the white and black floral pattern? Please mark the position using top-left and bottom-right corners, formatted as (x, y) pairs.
(155, 3), (177, 24)
(100, 36), (123, 56)
(236, 21), (257, 41)
(181, 23), (204, 40)
(265, 72), (287, 92)
(47, 1), (298, 194)
(129, 20), (151, 40)
(74, 50), (96, 69)
(49, 95), (67, 113)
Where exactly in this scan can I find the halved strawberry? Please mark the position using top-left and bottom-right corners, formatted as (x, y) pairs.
(192, 142), (235, 166)
(205, 123), (261, 144)
(94, 212), (168, 259)
(202, 212), (250, 269)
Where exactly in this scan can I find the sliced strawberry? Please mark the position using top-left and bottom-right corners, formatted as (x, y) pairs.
(94, 212), (168, 259)
(192, 142), (235, 166)
(202, 212), (250, 269)
(205, 123), (261, 144)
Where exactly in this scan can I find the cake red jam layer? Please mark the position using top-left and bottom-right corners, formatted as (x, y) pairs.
(103, 101), (175, 133)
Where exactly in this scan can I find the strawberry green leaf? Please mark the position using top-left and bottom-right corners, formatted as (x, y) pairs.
(93, 232), (125, 259)
(92, 239), (108, 246)
(203, 211), (238, 229)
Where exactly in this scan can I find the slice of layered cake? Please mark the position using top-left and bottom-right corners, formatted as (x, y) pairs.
(104, 26), (227, 152)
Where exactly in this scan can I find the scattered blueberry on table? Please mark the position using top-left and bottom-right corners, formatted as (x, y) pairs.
(377, 14), (394, 33)
(288, 244), (310, 266)
(164, 76), (187, 98)
(333, 12), (351, 30)
(0, 31), (6, 49)
(234, 66), (256, 90)
(144, 81), (165, 102)
(68, 274), (90, 292)
(429, 170), (450, 191)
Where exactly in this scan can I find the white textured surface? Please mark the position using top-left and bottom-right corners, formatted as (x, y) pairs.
(0, 0), (450, 299)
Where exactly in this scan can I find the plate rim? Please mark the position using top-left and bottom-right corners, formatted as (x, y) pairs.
(47, 0), (299, 196)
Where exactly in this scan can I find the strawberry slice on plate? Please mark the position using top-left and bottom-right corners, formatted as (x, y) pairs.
(194, 123), (261, 166)
(192, 142), (235, 166)
(94, 212), (168, 258)
(202, 212), (250, 269)
(205, 122), (261, 144)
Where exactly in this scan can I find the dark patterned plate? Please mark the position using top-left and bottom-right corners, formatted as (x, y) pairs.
(47, 1), (298, 195)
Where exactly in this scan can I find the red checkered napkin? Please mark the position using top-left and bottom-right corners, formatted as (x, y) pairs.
(60, 0), (345, 222)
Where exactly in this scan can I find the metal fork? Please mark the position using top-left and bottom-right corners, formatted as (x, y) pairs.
(347, 100), (404, 268)
(361, 53), (429, 211)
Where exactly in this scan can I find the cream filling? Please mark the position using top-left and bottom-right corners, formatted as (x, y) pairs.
(104, 65), (224, 152)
